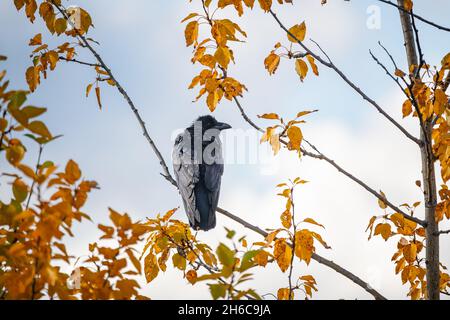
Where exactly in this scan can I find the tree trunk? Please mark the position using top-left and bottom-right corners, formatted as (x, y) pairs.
(397, 0), (440, 300)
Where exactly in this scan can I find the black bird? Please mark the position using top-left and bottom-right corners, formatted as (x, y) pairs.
(173, 115), (231, 231)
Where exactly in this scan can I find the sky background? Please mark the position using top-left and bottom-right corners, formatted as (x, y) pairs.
(1, 0), (450, 299)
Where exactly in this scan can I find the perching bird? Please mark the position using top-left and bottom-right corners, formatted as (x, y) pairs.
(173, 115), (231, 231)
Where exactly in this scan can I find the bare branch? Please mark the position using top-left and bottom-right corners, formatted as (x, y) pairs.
(369, 50), (407, 93)
(268, 9), (421, 146)
(378, 42), (400, 71)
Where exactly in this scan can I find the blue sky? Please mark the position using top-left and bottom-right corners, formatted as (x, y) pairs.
(1, 0), (450, 299)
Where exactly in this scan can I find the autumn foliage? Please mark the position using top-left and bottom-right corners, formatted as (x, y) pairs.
(1, 0), (450, 300)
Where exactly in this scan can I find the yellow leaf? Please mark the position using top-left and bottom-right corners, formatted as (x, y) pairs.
(126, 249), (142, 274)
(13, 179), (28, 203)
(294, 230), (314, 264)
(26, 66), (40, 92)
(214, 46), (231, 69)
(274, 239), (292, 272)
(270, 133), (281, 155)
(403, 0), (413, 11)
(280, 210), (292, 229)
(65, 159), (81, 184)
(442, 53), (450, 69)
(29, 33), (42, 46)
(303, 218), (324, 228)
(144, 253), (159, 283)
(433, 89), (448, 116)
(378, 191), (388, 209)
(287, 22), (306, 43)
(264, 52), (280, 75)
(403, 243), (418, 263)
(185, 20), (199, 47)
(395, 69), (406, 77)
(181, 13), (199, 23)
(287, 126), (303, 151)
(186, 270), (197, 284)
(311, 231), (331, 249)
(254, 250), (269, 267)
(95, 86), (102, 109)
(86, 83), (93, 97)
(39, 2), (53, 20)
(206, 90), (219, 112)
(306, 55), (319, 76)
(48, 51), (58, 70)
(172, 253), (187, 270)
(295, 59), (308, 81)
(265, 229), (282, 243)
(17, 164), (36, 180)
(277, 288), (291, 300)
(402, 99), (413, 118)
(25, 0), (37, 23)
(258, 0), (272, 12)
(374, 223), (392, 241)
(258, 113), (279, 120)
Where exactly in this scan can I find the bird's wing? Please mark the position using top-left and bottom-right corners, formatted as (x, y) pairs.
(199, 139), (224, 230)
(172, 132), (200, 227)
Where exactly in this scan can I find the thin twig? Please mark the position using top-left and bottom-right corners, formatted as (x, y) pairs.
(59, 56), (100, 67)
(369, 50), (407, 93)
(377, 0), (450, 32)
(378, 42), (400, 71)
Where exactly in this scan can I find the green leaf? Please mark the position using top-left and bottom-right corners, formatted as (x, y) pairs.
(240, 250), (258, 272)
(209, 284), (227, 300)
(21, 106), (47, 119)
(224, 227), (236, 239)
(27, 121), (52, 139)
(8, 91), (27, 109)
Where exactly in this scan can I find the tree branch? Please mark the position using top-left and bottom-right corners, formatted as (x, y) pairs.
(217, 208), (387, 300)
(302, 140), (426, 226)
(268, 9), (421, 146)
(49, 1), (387, 301)
(369, 50), (406, 93)
(52, 2), (177, 188)
(59, 56), (100, 67)
(232, 94), (426, 227)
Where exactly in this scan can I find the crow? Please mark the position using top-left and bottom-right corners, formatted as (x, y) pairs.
(173, 115), (231, 231)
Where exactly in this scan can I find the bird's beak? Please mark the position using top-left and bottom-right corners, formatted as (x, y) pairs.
(215, 122), (232, 131)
